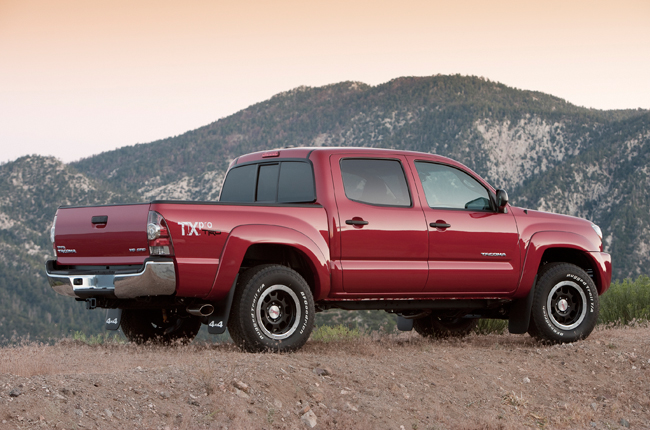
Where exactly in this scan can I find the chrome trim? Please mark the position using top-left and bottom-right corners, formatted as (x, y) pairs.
(481, 252), (506, 257)
(46, 261), (176, 299)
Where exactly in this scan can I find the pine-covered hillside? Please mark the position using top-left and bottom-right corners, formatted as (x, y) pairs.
(1, 75), (648, 340)
(73, 75), (649, 279)
(0, 157), (134, 340)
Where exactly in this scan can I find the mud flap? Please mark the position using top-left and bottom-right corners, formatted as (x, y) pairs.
(105, 309), (122, 331)
(397, 316), (414, 331)
(508, 275), (537, 334)
(208, 275), (238, 335)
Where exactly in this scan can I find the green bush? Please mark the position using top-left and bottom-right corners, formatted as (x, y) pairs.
(475, 319), (508, 335)
(310, 324), (361, 342)
(72, 331), (124, 345)
(599, 275), (650, 325)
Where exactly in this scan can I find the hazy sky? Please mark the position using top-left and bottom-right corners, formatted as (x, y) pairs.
(1, 0), (648, 164)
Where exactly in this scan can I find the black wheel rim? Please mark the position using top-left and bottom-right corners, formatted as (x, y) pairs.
(546, 281), (587, 330)
(255, 284), (301, 340)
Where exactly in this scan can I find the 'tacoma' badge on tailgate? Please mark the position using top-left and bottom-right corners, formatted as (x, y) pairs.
(56, 246), (77, 254)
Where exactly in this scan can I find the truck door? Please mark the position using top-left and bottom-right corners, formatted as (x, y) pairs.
(331, 154), (428, 294)
(408, 158), (521, 295)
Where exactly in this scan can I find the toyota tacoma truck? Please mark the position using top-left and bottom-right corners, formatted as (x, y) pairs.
(45, 147), (612, 352)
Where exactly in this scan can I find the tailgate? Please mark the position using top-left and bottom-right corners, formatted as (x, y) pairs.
(54, 204), (150, 265)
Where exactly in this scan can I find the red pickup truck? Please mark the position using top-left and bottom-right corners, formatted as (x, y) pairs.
(46, 147), (611, 351)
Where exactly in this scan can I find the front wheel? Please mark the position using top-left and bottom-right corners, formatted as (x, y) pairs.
(228, 265), (315, 352)
(528, 263), (599, 343)
(121, 309), (201, 345)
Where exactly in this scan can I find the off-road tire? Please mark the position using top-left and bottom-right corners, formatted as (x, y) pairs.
(121, 309), (201, 345)
(413, 314), (478, 338)
(228, 264), (315, 353)
(528, 262), (599, 343)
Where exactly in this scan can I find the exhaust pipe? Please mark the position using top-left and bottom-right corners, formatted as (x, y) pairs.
(186, 304), (215, 317)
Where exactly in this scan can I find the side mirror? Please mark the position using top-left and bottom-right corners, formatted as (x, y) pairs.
(496, 189), (509, 213)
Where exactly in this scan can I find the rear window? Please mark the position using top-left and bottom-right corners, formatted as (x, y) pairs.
(218, 164), (256, 202)
(220, 161), (316, 204)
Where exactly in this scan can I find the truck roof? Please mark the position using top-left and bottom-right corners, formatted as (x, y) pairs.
(233, 146), (455, 166)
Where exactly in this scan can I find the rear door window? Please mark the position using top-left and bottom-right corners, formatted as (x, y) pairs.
(415, 162), (492, 211)
(340, 159), (411, 207)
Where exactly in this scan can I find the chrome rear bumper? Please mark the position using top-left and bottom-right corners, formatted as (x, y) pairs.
(45, 260), (176, 299)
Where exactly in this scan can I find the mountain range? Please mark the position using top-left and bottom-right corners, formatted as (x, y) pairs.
(1, 75), (648, 340)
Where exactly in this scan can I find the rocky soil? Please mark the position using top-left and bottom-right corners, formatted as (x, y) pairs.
(0, 326), (649, 430)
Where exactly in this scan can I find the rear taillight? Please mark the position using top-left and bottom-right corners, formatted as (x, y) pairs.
(50, 213), (58, 255)
(147, 211), (174, 256)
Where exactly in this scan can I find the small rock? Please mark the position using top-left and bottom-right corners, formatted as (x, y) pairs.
(590, 422), (596, 428)
(54, 394), (66, 401)
(159, 391), (170, 399)
(233, 380), (249, 393)
(60, 388), (71, 395)
(274, 399), (283, 409)
(301, 410), (317, 428)
(346, 402), (358, 412)
(313, 367), (332, 376)
(297, 403), (310, 414)
(311, 392), (324, 402)
(591, 403), (598, 411)
(74, 409), (84, 418)
(234, 388), (250, 399)
(523, 377), (530, 383)
(105, 409), (113, 419)
(340, 390), (350, 395)
(188, 400), (200, 407)
(620, 418), (630, 428)
(9, 389), (21, 397)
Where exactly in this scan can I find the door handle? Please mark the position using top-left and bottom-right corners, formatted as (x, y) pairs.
(346, 219), (369, 226)
(430, 222), (451, 229)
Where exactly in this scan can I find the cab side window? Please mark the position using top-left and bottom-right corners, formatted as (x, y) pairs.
(340, 159), (411, 207)
(415, 162), (492, 211)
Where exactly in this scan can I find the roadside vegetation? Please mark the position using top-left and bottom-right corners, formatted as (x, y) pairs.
(598, 275), (650, 325)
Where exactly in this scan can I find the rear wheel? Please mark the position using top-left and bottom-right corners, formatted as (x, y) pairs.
(228, 264), (314, 352)
(121, 309), (201, 345)
(413, 314), (478, 338)
(528, 262), (599, 343)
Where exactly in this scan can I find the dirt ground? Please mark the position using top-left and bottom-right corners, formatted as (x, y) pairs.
(0, 326), (648, 430)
